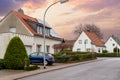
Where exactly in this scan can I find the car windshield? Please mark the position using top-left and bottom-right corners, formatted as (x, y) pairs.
(48, 53), (52, 57)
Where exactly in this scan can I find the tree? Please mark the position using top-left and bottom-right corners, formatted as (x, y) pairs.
(74, 24), (103, 39)
(4, 36), (29, 70)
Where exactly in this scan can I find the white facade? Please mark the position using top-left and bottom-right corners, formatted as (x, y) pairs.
(72, 32), (105, 53)
(105, 37), (120, 53)
(0, 33), (61, 58)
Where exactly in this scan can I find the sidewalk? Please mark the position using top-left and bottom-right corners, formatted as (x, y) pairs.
(0, 59), (101, 80)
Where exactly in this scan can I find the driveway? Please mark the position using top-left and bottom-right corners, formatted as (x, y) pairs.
(17, 58), (120, 80)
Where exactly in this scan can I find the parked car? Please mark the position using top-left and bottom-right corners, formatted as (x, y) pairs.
(29, 52), (55, 65)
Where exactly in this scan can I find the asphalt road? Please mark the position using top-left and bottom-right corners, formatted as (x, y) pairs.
(18, 58), (120, 80)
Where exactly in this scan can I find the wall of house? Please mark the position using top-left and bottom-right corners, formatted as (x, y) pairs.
(34, 36), (61, 54)
(72, 32), (105, 53)
(105, 37), (120, 53)
(0, 33), (61, 58)
(72, 32), (93, 52)
(95, 46), (105, 53)
(0, 12), (32, 36)
(0, 33), (11, 58)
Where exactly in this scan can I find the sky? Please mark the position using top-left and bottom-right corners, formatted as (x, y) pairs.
(0, 0), (120, 40)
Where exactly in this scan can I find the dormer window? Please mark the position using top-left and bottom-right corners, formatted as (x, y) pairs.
(45, 28), (50, 36)
(9, 27), (16, 33)
(37, 26), (43, 34)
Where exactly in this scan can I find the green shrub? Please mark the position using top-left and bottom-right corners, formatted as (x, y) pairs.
(53, 54), (68, 63)
(102, 50), (108, 53)
(0, 59), (5, 69)
(4, 36), (30, 70)
(53, 52), (96, 63)
(96, 53), (119, 57)
(113, 47), (120, 53)
(25, 65), (39, 71)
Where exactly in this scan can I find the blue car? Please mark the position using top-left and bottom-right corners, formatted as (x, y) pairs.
(29, 52), (55, 65)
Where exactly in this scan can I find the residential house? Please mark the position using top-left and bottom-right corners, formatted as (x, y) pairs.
(105, 35), (120, 53)
(0, 9), (62, 58)
(53, 40), (75, 53)
(72, 31), (105, 53)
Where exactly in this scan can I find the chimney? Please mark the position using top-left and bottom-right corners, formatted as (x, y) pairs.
(18, 8), (24, 14)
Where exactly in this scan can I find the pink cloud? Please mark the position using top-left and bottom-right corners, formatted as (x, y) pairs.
(72, 0), (120, 12)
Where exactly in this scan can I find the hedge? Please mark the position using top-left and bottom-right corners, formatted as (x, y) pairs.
(53, 52), (96, 63)
(0, 59), (5, 69)
(25, 65), (39, 71)
(96, 53), (120, 57)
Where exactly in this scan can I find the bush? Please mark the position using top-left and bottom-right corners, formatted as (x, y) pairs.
(102, 50), (108, 53)
(96, 53), (119, 57)
(113, 47), (120, 53)
(53, 54), (68, 63)
(53, 52), (96, 63)
(4, 36), (30, 70)
(0, 59), (5, 69)
(25, 65), (39, 71)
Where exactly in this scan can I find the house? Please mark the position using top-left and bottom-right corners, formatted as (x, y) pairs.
(0, 9), (62, 58)
(53, 40), (75, 53)
(105, 35), (120, 53)
(72, 31), (105, 53)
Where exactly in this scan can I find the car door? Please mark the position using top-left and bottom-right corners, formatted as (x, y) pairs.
(37, 52), (44, 63)
(29, 52), (39, 63)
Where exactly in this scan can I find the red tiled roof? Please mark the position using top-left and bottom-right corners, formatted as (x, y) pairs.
(53, 40), (75, 49)
(85, 31), (105, 47)
(12, 10), (37, 35)
(11, 10), (61, 41)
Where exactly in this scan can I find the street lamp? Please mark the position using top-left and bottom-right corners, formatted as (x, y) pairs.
(43, 0), (69, 69)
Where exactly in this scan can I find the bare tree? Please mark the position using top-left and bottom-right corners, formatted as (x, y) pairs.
(74, 24), (103, 39)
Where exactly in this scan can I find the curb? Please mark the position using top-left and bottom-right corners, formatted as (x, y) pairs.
(0, 59), (105, 80)
(14, 59), (104, 80)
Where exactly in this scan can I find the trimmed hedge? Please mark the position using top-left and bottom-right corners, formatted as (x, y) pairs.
(25, 65), (39, 71)
(53, 52), (96, 63)
(4, 36), (30, 70)
(0, 59), (5, 69)
(96, 53), (119, 57)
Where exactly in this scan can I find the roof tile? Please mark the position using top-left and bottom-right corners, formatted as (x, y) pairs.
(85, 31), (105, 47)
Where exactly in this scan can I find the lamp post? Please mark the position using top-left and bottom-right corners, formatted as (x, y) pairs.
(43, 0), (69, 69)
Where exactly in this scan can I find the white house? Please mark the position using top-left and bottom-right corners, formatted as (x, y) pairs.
(72, 31), (105, 53)
(0, 9), (62, 58)
(105, 35), (120, 53)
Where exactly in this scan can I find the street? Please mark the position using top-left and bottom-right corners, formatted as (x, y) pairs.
(18, 58), (120, 80)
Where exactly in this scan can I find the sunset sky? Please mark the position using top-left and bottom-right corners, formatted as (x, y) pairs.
(0, 0), (120, 40)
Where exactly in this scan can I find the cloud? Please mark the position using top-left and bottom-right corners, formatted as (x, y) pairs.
(0, 0), (47, 16)
(72, 0), (120, 12)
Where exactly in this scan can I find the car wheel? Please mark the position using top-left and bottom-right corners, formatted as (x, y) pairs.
(48, 63), (53, 65)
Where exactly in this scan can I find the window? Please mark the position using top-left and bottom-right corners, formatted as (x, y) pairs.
(79, 40), (82, 44)
(77, 48), (81, 51)
(25, 45), (32, 55)
(98, 48), (101, 53)
(84, 39), (88, 44)
(37, 45), (41, 52)
(9, 27), (16, 33)
(46, 45), (50, 52)
(37, 26), (40, 34)
(31, 52), (38, 57)
(37, 26), (43, 34)
(45, 28), (50, 36)
(40, 27), (43, 34)
(113, 43), (115, 46)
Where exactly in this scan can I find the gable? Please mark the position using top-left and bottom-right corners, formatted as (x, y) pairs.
(105, 37), (119, 47)
(74, 32), (91, 46)
(0, 12), (33, 36)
